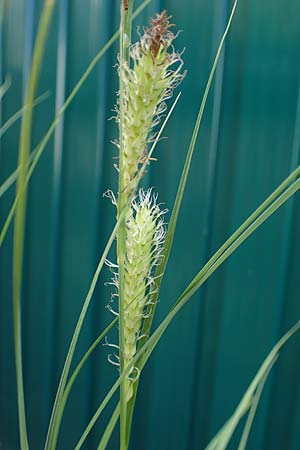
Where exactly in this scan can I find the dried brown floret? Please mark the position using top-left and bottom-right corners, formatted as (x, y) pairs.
(147, 10), (175, 58)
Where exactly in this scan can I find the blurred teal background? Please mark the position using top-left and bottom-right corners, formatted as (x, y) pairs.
(1, 0), (300, 449)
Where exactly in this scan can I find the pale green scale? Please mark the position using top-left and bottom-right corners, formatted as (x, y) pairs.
(120, 34), (182, 193)
(123, 202), (157, 400)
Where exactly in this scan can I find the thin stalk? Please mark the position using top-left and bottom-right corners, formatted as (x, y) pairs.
(97, 403), (120, 450)
(0, 93), (50, 200)
(0, 148), (38, 199)
(237, 358), (277, 450)
(0, 74), (11, 99)
(117, 1), (134, 450)
(0, 91), (50, 140)
(12, 1), (55, 449)
(0, 0), (153, 249)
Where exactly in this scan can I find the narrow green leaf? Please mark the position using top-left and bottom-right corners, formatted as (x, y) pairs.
(0, 91), (50, 140)
(163, 0), (239, 274)
(236, 357), (277, 450)
(12, 2), (55, 449)
(173, 175), (300, 312)
(204, 322), (300, 450)
(204, 367), (276, 450)
(97, 403), (120, 450)
(0, 74), (11, 99)
(0, 93), (50, 200)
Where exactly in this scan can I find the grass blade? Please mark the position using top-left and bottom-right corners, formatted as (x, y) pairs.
(12, 2), (55, 449)
(43, 212), (124, 450)
(174, 175), (300, 310)
(97, 403), (120, 450)
(204, 360), (277, 450)
(236, 359), (277, 450)
(0, 93), (50, 199)
(204, 322), (300, 450)
(0, 0), (153, 249)
(0, 74), (11, 99)
(117, 6), (130, 448)
(0, 91), (50, 140)
(163, 0), (239, 274)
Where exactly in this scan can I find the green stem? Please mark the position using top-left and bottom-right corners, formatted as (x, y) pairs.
(12, 1), (55, 449)
(97, 403), (120, 450)
(117, 1), (134, 449)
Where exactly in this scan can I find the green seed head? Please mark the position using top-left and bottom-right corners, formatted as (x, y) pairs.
(118, 11), (185, 194)
(107, 189), (166, 400)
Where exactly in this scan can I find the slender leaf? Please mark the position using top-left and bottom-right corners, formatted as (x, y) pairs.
(0, 91), (50, 140)
(97, 403), (120, 450)
(0, 74), (11, 99)
(0, 93), (50, 200)
(204, 322), (300, 450)
(204, 361), (277, 450)
(236, 358), (277, 450)
(12, 2), (55, 449)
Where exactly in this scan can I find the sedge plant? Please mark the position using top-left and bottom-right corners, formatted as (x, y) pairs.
(1, 0), (300, 449)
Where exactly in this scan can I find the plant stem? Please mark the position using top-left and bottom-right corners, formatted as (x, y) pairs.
(97, 403), (121, 450)
(12, 1), (55, 449)
(118, 1), (134, 449)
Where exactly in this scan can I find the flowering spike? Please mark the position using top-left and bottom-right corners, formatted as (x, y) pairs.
(107, 189), (166, 400)
(118, 11), (185, 194)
